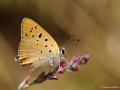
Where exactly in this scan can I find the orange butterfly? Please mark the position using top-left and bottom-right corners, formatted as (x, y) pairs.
(15, 18), (67, 71)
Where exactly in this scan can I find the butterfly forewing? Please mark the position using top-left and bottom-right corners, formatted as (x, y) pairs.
(17, 18), (60, 69)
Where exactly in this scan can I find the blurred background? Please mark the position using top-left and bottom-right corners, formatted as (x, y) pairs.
(0, 0), (120, 90)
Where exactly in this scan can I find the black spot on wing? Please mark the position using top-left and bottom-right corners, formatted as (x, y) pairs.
(25, 33), (28, 36)
(49, 50), (51, 53)
(39, 33), (42, 38)
(30, 28), (33, 33)
(35, 26), (37, 29)
(77, 39), (80, 42)
(51, 44), (53, 46)
(35, 25), (38, 29)
(32, 35), (34, 37)
(45, 39), (48, 41)
(16, 56), (19, 59)
(45, 45), (47, 47)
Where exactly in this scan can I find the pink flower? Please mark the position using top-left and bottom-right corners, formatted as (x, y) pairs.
(17, 53), (92, 90)
(70, 56), (81, 65)
(18, 76), (30, 90)
(79, 54), (91, 64)
(57, 61), (67, 74)
(67, 54), (91, 72)
(71, 63), (79, 71)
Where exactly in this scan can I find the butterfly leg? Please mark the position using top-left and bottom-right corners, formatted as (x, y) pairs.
(48, 64), (59, 80)
(63, 57), (69, 65)
(49, 64), (52, 72)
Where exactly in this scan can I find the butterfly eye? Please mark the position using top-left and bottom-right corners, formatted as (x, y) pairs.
(61, 48), (66, 54)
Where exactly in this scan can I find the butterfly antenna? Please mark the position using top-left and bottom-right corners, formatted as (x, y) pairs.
(63, 35), (74, 47)
(63, 35), (80, 47)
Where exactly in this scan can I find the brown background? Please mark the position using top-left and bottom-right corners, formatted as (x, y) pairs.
(0, 0), (120, 90)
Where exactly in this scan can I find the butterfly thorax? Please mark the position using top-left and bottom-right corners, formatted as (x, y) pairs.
(48, 47), (66, 67)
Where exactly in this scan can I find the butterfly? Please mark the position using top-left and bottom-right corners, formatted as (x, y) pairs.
(15, 18), (67, 71)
